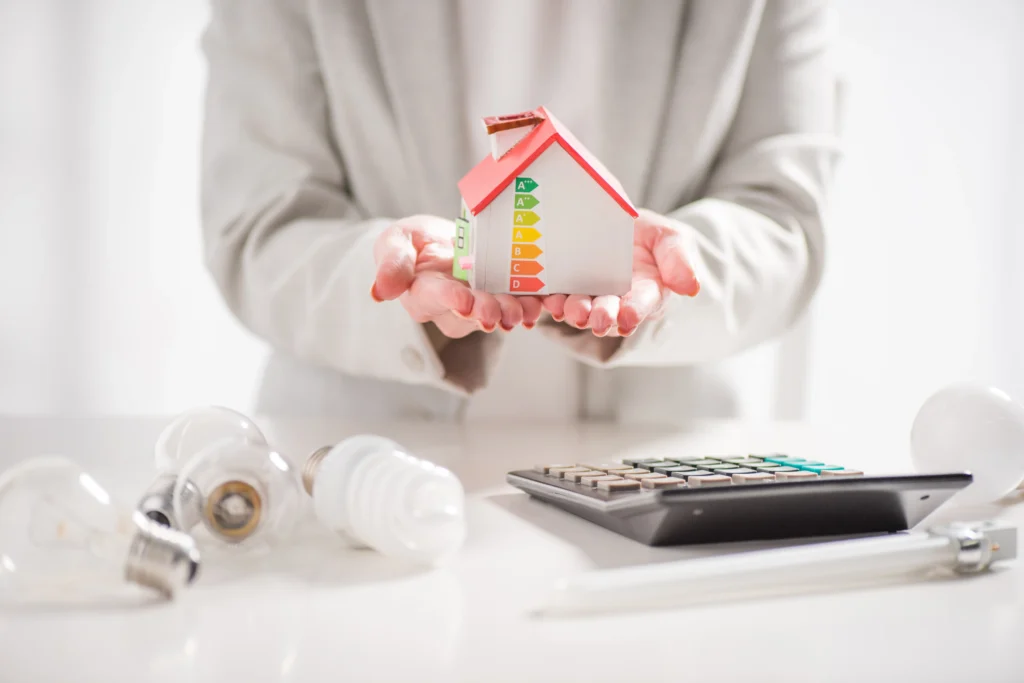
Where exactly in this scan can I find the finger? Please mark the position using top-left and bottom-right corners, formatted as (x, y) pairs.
(563, 295), (593, 329)
(494, 294), (524, 331)
(372, 225), (418, 301)
(651, 231), (700, 297)
(470, 291), (503, 332)
(403, 271), (475, 321)
(542, 294), (568, 322)
(520, 297), (544, 329)
(431, 312), (480, 339)
(588, 296), (620, 337)
(618, 278), (664, 335)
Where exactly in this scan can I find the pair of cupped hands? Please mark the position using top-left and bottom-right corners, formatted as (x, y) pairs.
(370, 211), (700, 339)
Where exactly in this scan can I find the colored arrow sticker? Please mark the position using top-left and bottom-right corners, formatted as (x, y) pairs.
(515, 177), (538, 193)
(511, 227), (541, 242)
(510, 277), (545, 292)
(510, 260), (544, 275)
(514, 210), (540, 226)
(511, 244), (543, 259)
(514, 194), (539, 209)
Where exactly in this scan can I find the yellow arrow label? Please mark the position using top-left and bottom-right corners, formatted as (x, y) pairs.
(510, 227), (541, 243)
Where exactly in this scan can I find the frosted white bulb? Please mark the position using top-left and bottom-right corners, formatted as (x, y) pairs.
(911, 383), (1024, 504)
(302, 436), (466, 565)
(0, 456), (200, 604)
(171, 437), (302, 550)
(153, 405), (267, 472)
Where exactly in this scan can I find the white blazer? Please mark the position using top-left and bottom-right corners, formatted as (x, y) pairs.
(197, 0), (843, 423)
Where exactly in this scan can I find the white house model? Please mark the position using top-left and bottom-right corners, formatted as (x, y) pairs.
(453, 106), (637, 296)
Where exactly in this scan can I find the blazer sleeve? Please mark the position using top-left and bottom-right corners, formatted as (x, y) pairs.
(199, 0), (493, 395)
(539, 0), (843, 367)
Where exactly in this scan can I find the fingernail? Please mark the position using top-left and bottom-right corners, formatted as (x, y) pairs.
(500, 323), (514, 332)
(370, 284), (383, 302)
(618, 326), (635, 337)
(523, 322), (535, 330)
(552, 314), (564, 322)
(480, 323), (496, 333)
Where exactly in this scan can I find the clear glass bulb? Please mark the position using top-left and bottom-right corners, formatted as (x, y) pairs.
(141, 406), (301, 550)
(153, 405), (268, 472)
(169, 431), (302, 552)
(0, 456), (200, 604)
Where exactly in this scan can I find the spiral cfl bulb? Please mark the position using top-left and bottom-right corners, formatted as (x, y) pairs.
(302, 435), (467, 565)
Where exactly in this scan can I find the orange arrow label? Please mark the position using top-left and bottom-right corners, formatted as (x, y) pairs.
(510, 277), (545, 293)
(511, 244), (542, 259)
(510, 260), (544, 275)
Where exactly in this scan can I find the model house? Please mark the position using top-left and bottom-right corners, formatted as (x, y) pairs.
(454, 106), (637, 296)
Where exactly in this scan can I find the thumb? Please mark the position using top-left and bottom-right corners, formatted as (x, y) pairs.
(652, 229), (700, 297)
(371, 224), (418, 301)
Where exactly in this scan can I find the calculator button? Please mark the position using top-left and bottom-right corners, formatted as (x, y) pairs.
(688, 475), (733, 487)
(617, 468), (652, 476)
(638, 461), (682, 469)
(821, 469), (864, 477)
(801, 464), (844, 473)
(624, 472), (667, 481)
(579, 463), (632, 473)
(654, 465), (696, 475)
(762, 456), (797, 465)
(678, 459), (723, 467)
(564, 470), (602, 482)
(549, 467), (592, 478)
(597, 479), (642, 491)
(535, 464), (575, 473)
(641, 477), (687, 489)
(774, 471), (819, 481)
(623, 458), (664, 467)
(755, 465), (800, 473)
(681, 470), (714, 480)
(717, 467), (757, 475)
(732, 472), (776, 484)
(580, 474), (624, 487)
(729, 458), (767, 467)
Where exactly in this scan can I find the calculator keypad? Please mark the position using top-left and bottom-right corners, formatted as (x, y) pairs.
(532, 455), (863, 494)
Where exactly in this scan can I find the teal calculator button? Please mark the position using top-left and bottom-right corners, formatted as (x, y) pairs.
(789, 460), (825, 470)
(802, 464), (844, 473)
(762, 456), (796, 465)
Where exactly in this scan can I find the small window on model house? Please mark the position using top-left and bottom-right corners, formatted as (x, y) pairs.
(457, 224), (465, 249)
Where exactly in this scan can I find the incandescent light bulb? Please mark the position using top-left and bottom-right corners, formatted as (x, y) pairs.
(0, 456), (200, 604)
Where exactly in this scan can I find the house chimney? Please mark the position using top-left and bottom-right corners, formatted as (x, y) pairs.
(483, 110), (544, 160)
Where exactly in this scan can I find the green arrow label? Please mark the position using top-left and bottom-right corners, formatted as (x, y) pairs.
(514, 194), (539, 209)
(515, 177), (538, 193)
(514, 210), (540, 226)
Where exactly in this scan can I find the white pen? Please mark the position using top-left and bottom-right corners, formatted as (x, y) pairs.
(537, 520), (1018, 617)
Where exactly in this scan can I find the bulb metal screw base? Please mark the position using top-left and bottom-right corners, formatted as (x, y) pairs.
(124, 512), (201, 599)
(302, 446), (332, 495)
(137, 474), (202, 531)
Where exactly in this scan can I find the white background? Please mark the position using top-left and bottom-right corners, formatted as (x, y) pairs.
(1, 0), (1021, 427)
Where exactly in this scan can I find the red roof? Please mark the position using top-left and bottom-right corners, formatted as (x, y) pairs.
(457, 106), (638, 218)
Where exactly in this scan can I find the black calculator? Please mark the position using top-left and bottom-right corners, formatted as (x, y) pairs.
(505, 454), (973, 546)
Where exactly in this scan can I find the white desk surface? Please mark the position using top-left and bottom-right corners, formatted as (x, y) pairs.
(0, 416), (1021, 683)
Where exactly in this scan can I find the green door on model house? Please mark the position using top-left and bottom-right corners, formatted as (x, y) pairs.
(453, 206), (472, 281)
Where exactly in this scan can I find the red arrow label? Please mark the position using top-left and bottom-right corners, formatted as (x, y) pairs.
(510, 277), (545, 293)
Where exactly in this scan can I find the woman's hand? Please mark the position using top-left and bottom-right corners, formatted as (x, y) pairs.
(370, 215), (543, 338)
(541, 209), (700, 337)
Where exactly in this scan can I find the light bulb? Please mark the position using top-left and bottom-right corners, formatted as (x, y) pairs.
(302, 435), (467, 565)
(171, 437), (302, 550)
(911, 382), (1024, 504)
(140, 406), (300, 550)
(0, 456), (200, 604)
